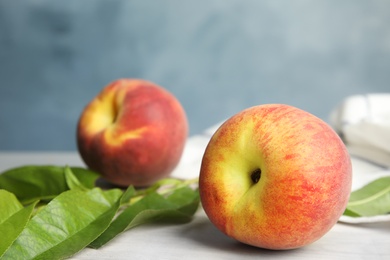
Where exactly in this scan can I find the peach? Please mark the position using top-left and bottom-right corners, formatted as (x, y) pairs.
(199, 104), (352, 249)
(77, 79), (188, 187)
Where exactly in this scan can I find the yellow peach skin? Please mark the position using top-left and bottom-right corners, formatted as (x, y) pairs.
(77, 79), (188, 187)
(199, 104), (352, 250)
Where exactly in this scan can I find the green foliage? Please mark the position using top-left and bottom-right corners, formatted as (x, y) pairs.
(343, 176), (390, 217)
(89, 186), (199, 249)
(0, 190), (38, 257)
(0, 165), (200, 260)
(0, 165), (99, 204)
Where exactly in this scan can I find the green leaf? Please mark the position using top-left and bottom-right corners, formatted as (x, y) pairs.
(89, 186), (200, 249)
(119, 185), (137, 205)
(2, 188), (123, 260)
(64, 166), (89, 191)
(344, 176), (390, 217)
(0, 189), (23, 223)
(166, 186), (200, 216)
(343, 208), (361, 217)
(68, 167), (100, 189)
(0, 190), (38, 257)
(0, 165), (99, 204)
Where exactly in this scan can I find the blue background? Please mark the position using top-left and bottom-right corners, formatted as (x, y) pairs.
(1, 0), (389, 151)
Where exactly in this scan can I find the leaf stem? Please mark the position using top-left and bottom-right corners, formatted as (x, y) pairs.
(127, 177), (199, 205)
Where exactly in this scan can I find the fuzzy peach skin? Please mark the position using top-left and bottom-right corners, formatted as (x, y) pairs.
(77, 79), (188, 187)
(199, 104), (352, 250)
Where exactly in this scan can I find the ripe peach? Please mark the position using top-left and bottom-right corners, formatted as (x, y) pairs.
(199, 104), (352, 249)
(77, 79), (188, 187)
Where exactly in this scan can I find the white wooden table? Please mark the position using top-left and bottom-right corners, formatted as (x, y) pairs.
(1, 142), (389, 259)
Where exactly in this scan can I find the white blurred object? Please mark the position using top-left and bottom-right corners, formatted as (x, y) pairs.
(330, 93), (390, 168)
(330, 94), (390, 223)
